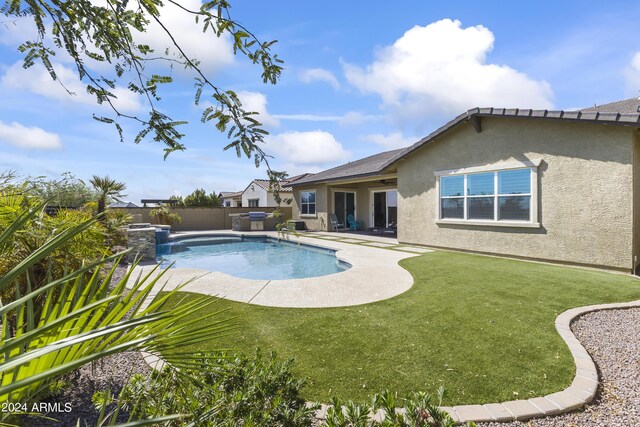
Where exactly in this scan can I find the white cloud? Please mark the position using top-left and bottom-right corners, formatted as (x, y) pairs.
(624, 52), (640, 93)
(343, 19), (553, 119)
(0, 121), (62, 150)
(1, 1), (234, 75)
(236, 91), (279, 128)
(1, 61), (143, 113)
(0, 16), (38, 46)
(337, 111), (380, 126)
(300, 68), (340, 89)
(272, 111), (380, 125)
(362, 132), (416, 150)
(266, 130), (349, 166)
(131, 0), (234, 74)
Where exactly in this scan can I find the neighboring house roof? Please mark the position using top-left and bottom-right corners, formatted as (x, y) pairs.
(219, 191), (242, 199)
(381, 103), (640, 171)
(581, 97), (640, 114)
(291, 149), (404, 186)
(246, 173), (314, 192)
(108, 201), (139, 208)
(251, 179), (296, 192)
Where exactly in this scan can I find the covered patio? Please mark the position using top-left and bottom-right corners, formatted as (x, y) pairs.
(289, 149), (403, 232)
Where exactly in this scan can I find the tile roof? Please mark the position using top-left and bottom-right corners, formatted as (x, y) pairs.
(250, 173), (314, 192)
(219, 191), (242, 198)
(291, 149), (405, 186)
(581, 97), (640, 114)
(289, 99), (640, 186)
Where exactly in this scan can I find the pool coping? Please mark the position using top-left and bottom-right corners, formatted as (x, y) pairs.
(127, 230), (421, 308)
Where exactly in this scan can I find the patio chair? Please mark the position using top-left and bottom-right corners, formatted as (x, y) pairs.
(346, 214), (364, 231)
(382, 221), (397, 236)
(330, 214), (345, 232)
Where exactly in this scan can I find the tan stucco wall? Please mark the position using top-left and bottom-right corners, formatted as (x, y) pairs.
(292, 184), (329, 230)
(633, 130), (640, 272)
(397, 117), (635, 271)
(112, 207), (291, 231)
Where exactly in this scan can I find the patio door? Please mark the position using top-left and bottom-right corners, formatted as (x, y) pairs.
(334, 191), (356, 227)
(372, 189), (397, 227)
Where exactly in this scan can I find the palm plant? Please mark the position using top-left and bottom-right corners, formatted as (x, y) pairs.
(0, 206), (232, 424)
(90, 176), (126, 215)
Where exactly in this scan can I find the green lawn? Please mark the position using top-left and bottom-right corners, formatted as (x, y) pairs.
(161, 251), (640, 405)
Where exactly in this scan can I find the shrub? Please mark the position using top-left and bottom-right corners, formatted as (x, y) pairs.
(149, 205), (182, 226)
(0, 207), (232, 425)
(0, 184), (107, 304)
(111, 350), (317, 426)
(322, 388), (475, 427)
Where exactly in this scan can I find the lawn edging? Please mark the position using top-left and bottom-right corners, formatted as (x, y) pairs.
(436, 299), (640, 424)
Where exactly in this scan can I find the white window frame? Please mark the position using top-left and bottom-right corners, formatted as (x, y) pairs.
(247, 198), (260, 208)
(434, 160), (540, 228)
(369, 188), (398, 228)
(300, 190), (317, 217)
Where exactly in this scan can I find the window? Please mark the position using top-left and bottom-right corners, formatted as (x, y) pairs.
(300, 190), (316, 215)
(224, 201), (231, 207)
(439, 166), (535, 225)
(248, 199), (259, 208)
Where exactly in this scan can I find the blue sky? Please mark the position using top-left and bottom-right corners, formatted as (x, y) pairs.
(1, 0), (640, 203)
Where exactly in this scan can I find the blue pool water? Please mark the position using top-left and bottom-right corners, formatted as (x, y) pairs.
(156, 236), (350, 280)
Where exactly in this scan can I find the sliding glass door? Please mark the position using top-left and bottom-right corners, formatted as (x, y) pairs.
(334, 191), (356, 227)
(372, 189), (397, 227)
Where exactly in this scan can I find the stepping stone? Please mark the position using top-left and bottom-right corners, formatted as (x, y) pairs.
(363, 242), (396, 248)
(338, 238), (367, 243)
(394, 246), (431, 253)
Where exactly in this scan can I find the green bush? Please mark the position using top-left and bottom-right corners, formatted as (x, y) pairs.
(0, 206), (232, 425)
(322, 388), (474, 427)
(0, 184), (107, 304)
(111, 350), (317, 426)
(150, 205), (182, 226)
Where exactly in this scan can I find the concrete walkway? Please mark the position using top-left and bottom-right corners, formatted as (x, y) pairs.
(129, 230), (422, 308)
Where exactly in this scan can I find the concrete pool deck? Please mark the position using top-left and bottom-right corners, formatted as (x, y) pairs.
(128, 230), (423, 308)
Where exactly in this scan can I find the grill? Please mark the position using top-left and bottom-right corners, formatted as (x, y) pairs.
(248, 211), (267, 221)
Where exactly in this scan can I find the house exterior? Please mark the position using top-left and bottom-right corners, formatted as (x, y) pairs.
(290, 150), (402, 231)
(219, 191), (243, 207)
(241, 174), (313, 208)
(291, 98), (640, 273)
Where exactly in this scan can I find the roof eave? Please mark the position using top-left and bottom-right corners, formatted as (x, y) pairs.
(290, 171), (397, 187)
(382, 108), (640, 170)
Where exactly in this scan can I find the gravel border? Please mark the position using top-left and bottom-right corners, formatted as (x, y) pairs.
(477, 307), (640, 426)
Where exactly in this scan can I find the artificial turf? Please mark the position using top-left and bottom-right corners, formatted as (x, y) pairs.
(160, 250), (640, 405)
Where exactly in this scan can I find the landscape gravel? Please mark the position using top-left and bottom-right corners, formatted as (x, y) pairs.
(28, 351), (152, 426)
(478, 307), (640, 427)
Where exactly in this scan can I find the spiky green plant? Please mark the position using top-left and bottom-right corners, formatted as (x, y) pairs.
(89, 176), (126, 215)
(0, 206), (232, 423)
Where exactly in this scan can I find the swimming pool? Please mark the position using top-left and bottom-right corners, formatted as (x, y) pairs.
(156, 235), (351, 280)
